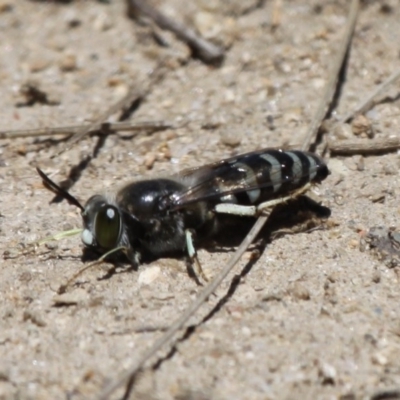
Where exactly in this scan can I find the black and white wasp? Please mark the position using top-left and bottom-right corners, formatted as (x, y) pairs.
(37, 148), (329, 279)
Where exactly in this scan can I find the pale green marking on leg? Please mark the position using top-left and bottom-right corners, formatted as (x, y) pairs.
(185, 229), (208, 282)
(185, 230), (196, 258)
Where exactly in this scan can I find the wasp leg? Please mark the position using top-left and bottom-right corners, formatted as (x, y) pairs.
(185, 229), (209, 282)
(255, 183), (312, 215)
(214, 184), (313, 217)
(214, 203), (257, 216)
(58, 245), (127, 294)
(125, 247), (141, 268)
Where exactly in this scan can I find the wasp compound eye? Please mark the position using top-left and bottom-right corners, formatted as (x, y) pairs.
(94, 205), (121, 250)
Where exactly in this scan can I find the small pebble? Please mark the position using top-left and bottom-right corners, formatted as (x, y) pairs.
(224, 89), (236, 103)
(45, 242), (58, 250)
(320, 306), (331, 317)
(370, 193), (385, 203)
(260, 290), (284, 302)
(16, 145), (27, 156)
(144, 152), (156, 169)
(351, 114), (373, 138)
(348, 239), (359, 249)
(372, 270), (381, 283)
(266, 114), (275, 130)
(93, 12), (113, 31)
(328, 158), (349, 176)
(333, 123), (353, 140)
(371, 352), (388, 366)
(157, 142), (171, 160)
(318, 362), (337, 385)
(28, 56), (52, 73)
(23, 309), (47, 327)
(324, 282), (338, 305)
(382, 162), (397, 175)
(326, 272), (338, 283)
(47, 35), (67, 52)
(64, 10), (81, 28)
(19, 271), (32, 283)
(355, 155), (364, 171)
(194, 11), (221, 40)
(289, 282), (310, 300)
(220, 128), (241, 147)
(59, 53), (78, 72)
(138, 265), (161, 286)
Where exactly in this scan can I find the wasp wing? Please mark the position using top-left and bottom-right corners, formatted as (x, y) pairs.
(167, 149), (329, 210)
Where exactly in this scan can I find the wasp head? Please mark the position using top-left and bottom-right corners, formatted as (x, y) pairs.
(37, 168), (144, 260)
(81, 195), (122, 252)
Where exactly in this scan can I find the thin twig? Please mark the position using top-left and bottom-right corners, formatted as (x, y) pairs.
(52, 67), (166, 158)
(128, 0), (224, 64)
(301, 0), (359, 151)
(0, 120), (172, 140)
(329, 136), (400, 155)
(339, 66), (400, 124)
(96, 213), (270, 400)
(95, 3), (359, 399)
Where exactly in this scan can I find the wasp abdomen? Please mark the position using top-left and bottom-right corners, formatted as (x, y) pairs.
(216, 150), (329, 206)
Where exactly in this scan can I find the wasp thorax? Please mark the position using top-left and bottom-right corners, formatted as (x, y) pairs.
(81, 195), (122, 251)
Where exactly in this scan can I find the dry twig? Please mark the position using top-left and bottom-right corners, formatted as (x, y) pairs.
(0, 120), (172, 140)
(301, 0), (359, 151)
(52, 67), (166, 158)
(128, 0), (224, 64)
(339, 67), (400, 124)
(326, 67), (400, 156)
(329, 136), (400, 155)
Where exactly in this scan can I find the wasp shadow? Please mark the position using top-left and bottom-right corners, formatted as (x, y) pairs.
(200, 195), (331, 252)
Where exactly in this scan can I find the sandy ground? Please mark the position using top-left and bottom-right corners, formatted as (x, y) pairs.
(1, 0), (400, 399)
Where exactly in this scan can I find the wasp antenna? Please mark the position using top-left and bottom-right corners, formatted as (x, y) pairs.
(36, 167), (85, 212)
